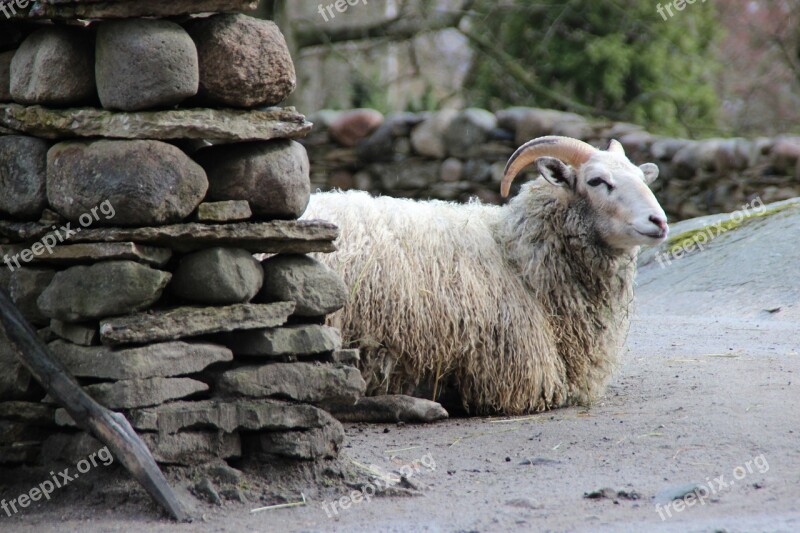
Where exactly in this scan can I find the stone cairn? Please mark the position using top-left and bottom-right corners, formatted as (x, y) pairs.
(0, 1), (367, 468)
(306, 108), (800, 220)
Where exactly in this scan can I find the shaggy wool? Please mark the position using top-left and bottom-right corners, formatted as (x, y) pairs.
(303, 181), (636, 415)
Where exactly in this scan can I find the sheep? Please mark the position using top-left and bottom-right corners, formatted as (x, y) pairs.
(303, 136), (668, 415)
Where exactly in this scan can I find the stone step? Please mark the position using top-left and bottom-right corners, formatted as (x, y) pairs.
(0, 104), (311, 141)
(99, 302), (295, 346)
(0, 220), (339, 254)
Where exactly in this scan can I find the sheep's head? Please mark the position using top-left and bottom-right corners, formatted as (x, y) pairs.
(502, 135), (668, 251)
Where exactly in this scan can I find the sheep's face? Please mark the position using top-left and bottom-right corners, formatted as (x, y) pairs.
(536, 143), (668, 251)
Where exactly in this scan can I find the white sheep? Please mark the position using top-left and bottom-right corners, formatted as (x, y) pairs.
(303, 136), (668, 414)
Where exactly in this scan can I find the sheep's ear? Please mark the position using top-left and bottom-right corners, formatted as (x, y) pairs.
(640, 163), (659, 185)
(536, 157), (576, 190)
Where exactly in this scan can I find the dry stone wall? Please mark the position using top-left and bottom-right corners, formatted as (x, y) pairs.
(0, 0), (364, 467)
(305, 108), (800, 220)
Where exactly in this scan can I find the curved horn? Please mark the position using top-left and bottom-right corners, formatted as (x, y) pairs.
(501, 136), (598, 197)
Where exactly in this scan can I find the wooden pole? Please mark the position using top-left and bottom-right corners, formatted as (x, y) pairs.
(0, 288), (189, 522)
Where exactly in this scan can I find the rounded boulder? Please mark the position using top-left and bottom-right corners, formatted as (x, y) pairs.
(0, 136), (49, 219)
(47, 140), (208, 226)
(10, 27), (95, 106)
(96, 19), (199, 111)
(195, 140), (310, 219)
(37, 261), (171, 322)
(170, 247), (263, 305)
(186, 14), (295, 108)
(258, 255), (347, 317)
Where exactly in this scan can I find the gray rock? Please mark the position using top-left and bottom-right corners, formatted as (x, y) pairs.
(374, 160), (440, 190)
(96, 19), (198, 111)
(205, 463), (244, 485)
(43, 220), (338, 255)
(440, 158), (464, 182)
(330, 395), (449, 423)
(0, 332), (34, 401)
(171, 247), (263, 305)
(193, 478), (222, 505)
(41, 433), (105, 464)
(99, 301), (294, 346)
(50, 320), (98, 346)
(0, 103), (312, 141)
(10, 27), (95, 106)
(0, 50), (13, 102)
(128, 398), (340, 434)
(223, 325), (342, 357)
(196, 201), (252, 223)
(0, 243), (172, 268)
(141, 431), (240, 465)
(513, 108), (585, 145)
(9, 267), (55, 326)
(84, 377), (209, 409)
(187, 14), (295, 108)
(48, 340), (233, 380)
(443, 109), (497, 158)
(11, 0), (259, 20)
(38, 261), (171, 322)
(217, 362), (366, 405)
(0, 135), (49, 219)
(410, 110), (457, 158)
(196, 140), (310, 219)
(0, 401), (54, 425)
(259, 254), (347, 316)
(47, 139), (208, 226)
(330, 348), (360, 366)
(255, 421), (344, 460)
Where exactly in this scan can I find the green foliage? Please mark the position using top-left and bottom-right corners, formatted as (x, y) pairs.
(465, 0), (721, 136)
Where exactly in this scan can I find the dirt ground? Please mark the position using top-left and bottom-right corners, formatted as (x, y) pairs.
(2, 205), (799, 532)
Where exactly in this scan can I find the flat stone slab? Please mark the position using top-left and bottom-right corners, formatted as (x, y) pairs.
(196, 201), (252, 223)
(0, 401), (55, 425)
(330, 395), (449, 423)
(141, 431), (241, 465)
(217, 362), (365, 406)
(255, 422), (344, 461)
(99, 302), (294, 346)
(84, 377), (209, 409)
(126, 398), (337, 434)
(0, 242), (172, 267)
(0, 104), (311, 141)
(7, 0), (258, 21)
(222, 325), (342, 357)
(0, 220), (338, 254)
(49, 340), (233, 380)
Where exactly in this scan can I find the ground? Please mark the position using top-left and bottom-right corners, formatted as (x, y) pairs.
(1, 201), (799, 532)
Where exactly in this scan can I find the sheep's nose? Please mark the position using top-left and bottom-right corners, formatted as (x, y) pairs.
(649, 215), (668, 232)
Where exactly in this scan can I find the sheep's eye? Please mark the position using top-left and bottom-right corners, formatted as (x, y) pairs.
(587, 177), (614, 191)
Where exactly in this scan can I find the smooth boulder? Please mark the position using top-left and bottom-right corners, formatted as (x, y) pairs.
(47, 139), (208, 226)
(259, 254), (347, 316)
(170, 247), (263, 304)
(10, 27), (95, 106)
(37, 260), (171, 322)
(196, 140), (310, 219)
(96, 19), (199, 111)
(0, 136), (49, 219)
(187, 14), (295, 108)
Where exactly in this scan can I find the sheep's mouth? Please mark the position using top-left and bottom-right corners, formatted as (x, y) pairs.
(636, 229), (668, 240)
